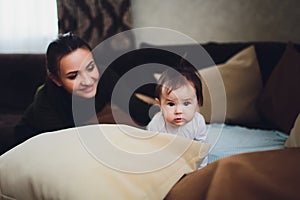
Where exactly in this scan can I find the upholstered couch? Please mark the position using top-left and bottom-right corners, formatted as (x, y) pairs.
(0, 54), (46, 154)
(1, 41), (300, 199)
(1, 41), (299, 155)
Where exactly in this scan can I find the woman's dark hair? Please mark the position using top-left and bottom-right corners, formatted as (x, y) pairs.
(155, 61), (203, 106)
(46, 32), (92, 76)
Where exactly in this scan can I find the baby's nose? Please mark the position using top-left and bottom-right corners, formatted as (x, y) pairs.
(175, 105), (183, 113)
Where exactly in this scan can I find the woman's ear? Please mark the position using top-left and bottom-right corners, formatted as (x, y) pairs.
(48, 72), (62, 87)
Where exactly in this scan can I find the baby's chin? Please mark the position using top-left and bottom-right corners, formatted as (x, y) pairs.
(169, 120), (187, 127)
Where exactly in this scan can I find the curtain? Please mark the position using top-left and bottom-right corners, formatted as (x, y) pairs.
(0, 0), (58, 53)
(57, 0), (134, 49)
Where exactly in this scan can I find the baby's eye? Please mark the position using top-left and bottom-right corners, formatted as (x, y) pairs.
(167, 102), (175, 107)
(183, 102), (191, 106)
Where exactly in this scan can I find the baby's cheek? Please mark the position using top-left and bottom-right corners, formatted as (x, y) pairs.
(162, 110), (174, 122)
(162, 109), (171, 118)
(185, 107), (197, 119)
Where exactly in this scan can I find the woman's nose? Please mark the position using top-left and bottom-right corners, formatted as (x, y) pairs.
(80, 73), (93, 85)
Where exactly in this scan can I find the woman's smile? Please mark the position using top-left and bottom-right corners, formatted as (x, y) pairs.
(80, 84), (96, 93)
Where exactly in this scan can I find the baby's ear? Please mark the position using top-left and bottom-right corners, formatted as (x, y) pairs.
(155, 98), (160, 105)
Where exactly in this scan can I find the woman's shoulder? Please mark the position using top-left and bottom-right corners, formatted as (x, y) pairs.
(32, 83), (55, 108)
(34, 80), (70, 105)
(24, 80), (72, 122)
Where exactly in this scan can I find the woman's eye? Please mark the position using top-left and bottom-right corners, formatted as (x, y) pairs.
(87, 63), (96, 72)
(183, 102), (191, 106)
(67, 73), (78, 80)
(167, 102), (175, 107)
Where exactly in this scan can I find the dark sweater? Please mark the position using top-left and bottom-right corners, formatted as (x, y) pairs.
(14, 79), (109, 144)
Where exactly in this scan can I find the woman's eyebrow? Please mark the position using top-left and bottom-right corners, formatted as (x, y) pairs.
(65, 70), (78, 76)
(65, 60), (94, 76)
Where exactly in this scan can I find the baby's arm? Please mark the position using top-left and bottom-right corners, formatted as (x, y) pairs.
(146, 112), (162, 132)
(194, 113), (209, 168)
(194, 113), (208, 142)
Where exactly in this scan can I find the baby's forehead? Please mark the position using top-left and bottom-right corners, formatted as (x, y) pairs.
(161, 83), (197, 99)
(162, 80), (195, 91)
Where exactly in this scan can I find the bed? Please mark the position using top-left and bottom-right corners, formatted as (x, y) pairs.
(0, 121), (299, 199)
(206, 123), (287, 163)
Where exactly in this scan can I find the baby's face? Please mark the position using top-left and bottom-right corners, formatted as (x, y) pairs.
(159, 83), (198, 126)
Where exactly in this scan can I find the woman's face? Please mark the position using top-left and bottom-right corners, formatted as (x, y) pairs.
(53, 48), (100, 99)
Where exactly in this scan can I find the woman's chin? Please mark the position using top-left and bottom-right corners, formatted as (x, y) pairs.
(75, 90), (97, 99)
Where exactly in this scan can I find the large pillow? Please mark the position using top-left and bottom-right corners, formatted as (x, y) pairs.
(199, 45), (263, 125)
(256, 42), (300, 134)
(285, 113), (300, 148)
(0, 124), (209, 200)
(135, 45), (262, 127)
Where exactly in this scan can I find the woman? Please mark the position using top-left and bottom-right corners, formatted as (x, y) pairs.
(14, 33), (112, 144)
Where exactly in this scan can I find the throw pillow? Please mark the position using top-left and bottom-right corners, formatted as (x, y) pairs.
(199, 45), (263, 125)
(0, 124), (209, 200)
(256, 42), (300, 134)
(285, 113), (300, 148)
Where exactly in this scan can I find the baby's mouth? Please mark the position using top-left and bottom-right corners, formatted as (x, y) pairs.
(174, 118), (183, 123)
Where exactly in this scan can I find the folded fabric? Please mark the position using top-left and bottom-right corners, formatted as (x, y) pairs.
(0, 124), (209, 200)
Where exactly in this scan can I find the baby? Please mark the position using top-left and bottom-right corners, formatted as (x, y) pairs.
(147, 65), (208, 167)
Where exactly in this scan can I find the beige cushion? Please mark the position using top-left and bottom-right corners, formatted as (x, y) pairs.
(199, 45), (263, 125)
(0, 124), (209, 200)
(285, 113), (300, 148)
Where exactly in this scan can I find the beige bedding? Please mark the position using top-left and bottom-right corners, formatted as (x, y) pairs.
(0, 124), (209, 199)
